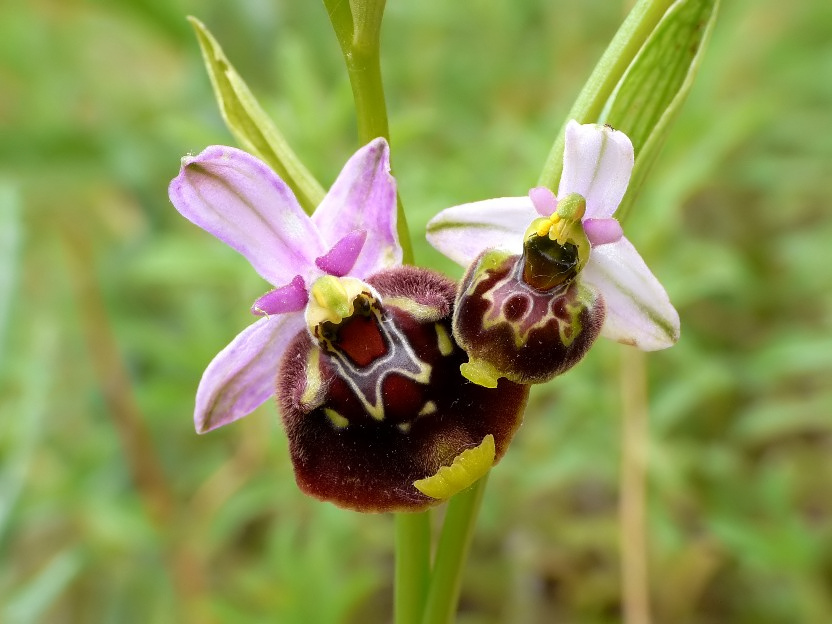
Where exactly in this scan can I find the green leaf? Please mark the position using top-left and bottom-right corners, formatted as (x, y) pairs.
(605, 0), (720, 222)
(188, 17), (325, 213)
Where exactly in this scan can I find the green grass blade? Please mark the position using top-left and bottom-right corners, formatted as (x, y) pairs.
(188, 16), (326, 213)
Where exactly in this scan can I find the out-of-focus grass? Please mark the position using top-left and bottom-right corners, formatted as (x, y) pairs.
(1, 0), (831, 622)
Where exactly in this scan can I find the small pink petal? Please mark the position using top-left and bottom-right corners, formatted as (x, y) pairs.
(315, 229), (368, 277)
(311, 138), (401, 278)
(584, 218), (624, 246)
(529, 186), (558, 217)
(251, 275), (308, 316)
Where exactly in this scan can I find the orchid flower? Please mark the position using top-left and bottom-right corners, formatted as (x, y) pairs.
(169, 140), (528, 512)
(426, 121), (680, 386)
(169, 139), (400, 433)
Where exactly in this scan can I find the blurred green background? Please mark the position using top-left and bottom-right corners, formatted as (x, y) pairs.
(2, 0), (831, 622)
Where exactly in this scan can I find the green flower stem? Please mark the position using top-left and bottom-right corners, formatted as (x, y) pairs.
(395, 511), (432, 624)
(421, 475), (489, 624)
(323, 0), (414, 264)
(324, 2), (423, 621)
(537, 0), (675, 189)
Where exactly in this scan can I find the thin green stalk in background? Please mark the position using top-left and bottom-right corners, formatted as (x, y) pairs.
(537, 0), (675, 190)
(620, 347), (652, 624)
(323, 0), (413, 264)
(421, 476), (489, 624)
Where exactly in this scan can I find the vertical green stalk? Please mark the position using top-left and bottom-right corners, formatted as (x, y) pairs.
(323, 0), (413, 264)
(395, 511), (432, 624)
(323, 4), (424, 622)
(421, 476), (489, 624)
(537, 0), (675, 189)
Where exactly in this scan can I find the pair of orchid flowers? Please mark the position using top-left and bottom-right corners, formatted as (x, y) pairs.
(169, 121), (679, 513)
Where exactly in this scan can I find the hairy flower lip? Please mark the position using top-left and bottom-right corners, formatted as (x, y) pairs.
(426, 120), (680, 352)
(454, 249), (606, 385)
(169, 138), (401, 433)
(276, 266), (529, 513)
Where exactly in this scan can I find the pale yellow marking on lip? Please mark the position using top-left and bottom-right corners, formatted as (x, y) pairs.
(300, 349), (325, 410)
(435, 324), (454, 356)
(324, 408), (349, 429)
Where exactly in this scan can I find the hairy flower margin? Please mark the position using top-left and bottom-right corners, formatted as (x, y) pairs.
(169, 139), (400, 433)
(426, 121), (680, 366)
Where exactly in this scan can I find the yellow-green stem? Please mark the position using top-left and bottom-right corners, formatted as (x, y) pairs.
(323, 0), (414, 264)
(395, 511), (432, 624)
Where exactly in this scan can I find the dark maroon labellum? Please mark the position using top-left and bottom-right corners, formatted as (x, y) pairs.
(453, 248), (605, 385)
(277, 266), (529, 513)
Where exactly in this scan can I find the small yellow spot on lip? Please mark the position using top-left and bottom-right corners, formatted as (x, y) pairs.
(413, 435), (496, 499)
(435, 324), (454, 357)
(325, 408), (349, 429)
(418, 401), (437, 417)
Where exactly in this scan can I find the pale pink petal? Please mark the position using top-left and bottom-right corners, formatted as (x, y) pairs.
(584, 218), (624, 246)
(169, 146), (326, 287)
(195, 313), (306, 433)
(426, 197), (538, 267)
(315, 229), (367, 276)
(581, 237), (679, 350)
(529, 186), (558, 217)
(251, 275), (308, 317)
(311, 138), (400, 278)
(558, 121), (634, 220)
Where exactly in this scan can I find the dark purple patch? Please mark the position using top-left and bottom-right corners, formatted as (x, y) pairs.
(502, 294), (530, 322)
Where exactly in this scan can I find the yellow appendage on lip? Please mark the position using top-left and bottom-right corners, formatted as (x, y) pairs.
(413, 434), (495, 499)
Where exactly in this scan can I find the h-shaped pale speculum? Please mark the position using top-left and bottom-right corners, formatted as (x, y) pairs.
(305, 275), (433, 423)
(522, 192), (591, 292)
